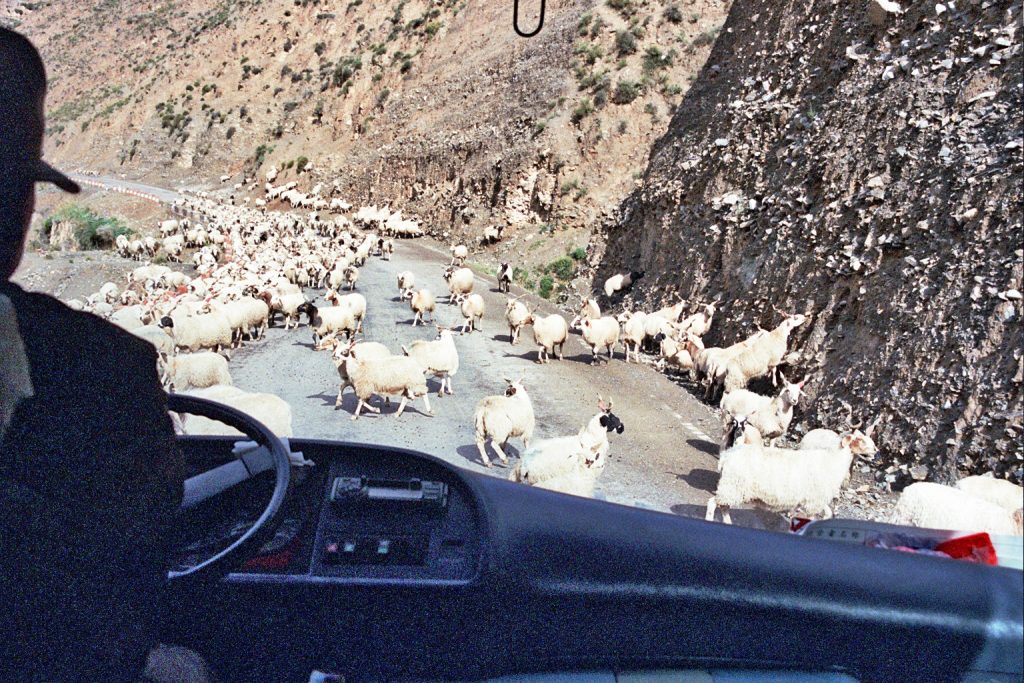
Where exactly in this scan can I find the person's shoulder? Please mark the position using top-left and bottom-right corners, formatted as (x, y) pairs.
(6, 284), (156, 369)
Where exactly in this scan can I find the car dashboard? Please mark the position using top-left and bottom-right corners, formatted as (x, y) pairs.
(176, 437), (483, 586)
(168, 437), (1024, 683)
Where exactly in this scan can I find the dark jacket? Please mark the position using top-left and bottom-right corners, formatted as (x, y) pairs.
(0, 281), (184, 682)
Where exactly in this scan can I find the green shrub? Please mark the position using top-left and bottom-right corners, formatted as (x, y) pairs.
(612, 79), (642, 104)
(643, 46), (675, 72)
(614, 30), (636, 56)
(578, 12), (592, 34)
(571, 98), (594, 124)
(574, 42), (604, 66)
(664, 5), (683, 23)
(570, 247), (587, 261)
(332, 55), (362, 88)
(606, 0), (634, 17)
(546, 256), (574, 280)
(295, 155), (309, 171)
(538, 276), (555, 299)
(43, 204), (132, 250)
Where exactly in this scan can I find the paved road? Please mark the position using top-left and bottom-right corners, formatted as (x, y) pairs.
(70, 172), (182, 204)
(78, 174), (781, 525)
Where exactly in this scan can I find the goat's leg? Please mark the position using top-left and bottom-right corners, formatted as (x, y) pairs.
(491, 440), (510, 465)
(705, 496), (717, 522)
(420, 392), (433, 415)
(721, 506), (733, 525)
(477, 440), (492, 467)
(395, 396), (409, 416)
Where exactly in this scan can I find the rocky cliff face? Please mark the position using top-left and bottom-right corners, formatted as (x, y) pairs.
(594, 0), (1023, 484)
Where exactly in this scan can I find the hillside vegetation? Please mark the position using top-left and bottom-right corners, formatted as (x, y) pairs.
(8, 0), (728, 295)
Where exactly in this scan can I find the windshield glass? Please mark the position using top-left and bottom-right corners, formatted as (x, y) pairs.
(4, 0), (1021, 548)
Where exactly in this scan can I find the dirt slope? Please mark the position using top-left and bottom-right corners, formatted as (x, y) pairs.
(592, 0), (1023, 484)
(6, 0), (728, 290)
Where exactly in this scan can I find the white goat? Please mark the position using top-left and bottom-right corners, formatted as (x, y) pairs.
(579, 316), (620, 363)
(510, 397), (624, 498)
(603, 271), (643, 298)
(505, 297), (530, 345)
(460, 294), (485, 333)
(402, 327), (460, 396)
(473, 378), (535, 467)
(720, 379), (804, 448)
(409, 289), (436, 326)
(346, 352), (432, 420)
(706, 417), (859, 524)
(528, 311), (568, 363)
(713, 314), (806, 400)
(891, 482), (1023, 536)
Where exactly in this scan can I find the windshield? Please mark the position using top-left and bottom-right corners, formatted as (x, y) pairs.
(5, 0), (1022, 547)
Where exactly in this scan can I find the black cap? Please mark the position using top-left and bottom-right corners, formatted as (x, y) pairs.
(0, 27), (79, 194)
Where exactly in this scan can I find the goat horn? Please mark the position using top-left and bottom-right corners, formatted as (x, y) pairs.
(865, 414), (882, 436)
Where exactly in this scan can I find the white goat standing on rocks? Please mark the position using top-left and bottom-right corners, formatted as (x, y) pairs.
(712, 312), (807, 401)
(719, 377), (804, 448)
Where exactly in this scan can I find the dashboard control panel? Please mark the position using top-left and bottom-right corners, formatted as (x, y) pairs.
(309, 450), (481, 582)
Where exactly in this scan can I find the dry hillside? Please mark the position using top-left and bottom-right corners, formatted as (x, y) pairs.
(7, 0), (728, 297)
(592, 0), (1023, 484)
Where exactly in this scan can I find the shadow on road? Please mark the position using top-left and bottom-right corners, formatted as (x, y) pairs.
(457, 442), (521, 468)
(678, 467), (719, 493)
(492, 333), (513, 344)
(292, 340), (316, 350)
(687, 438), (719, 456)
(670, 503), (788, 531)
(306, 391), (339, 408)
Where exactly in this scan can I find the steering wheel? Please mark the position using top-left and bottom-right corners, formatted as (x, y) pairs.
(166, 394), (291, 583)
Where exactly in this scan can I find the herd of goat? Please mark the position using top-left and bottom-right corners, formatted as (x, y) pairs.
(63, 182), (1022, 535)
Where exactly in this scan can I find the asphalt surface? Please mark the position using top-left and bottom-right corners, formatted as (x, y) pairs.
(78, 174), (783, 526)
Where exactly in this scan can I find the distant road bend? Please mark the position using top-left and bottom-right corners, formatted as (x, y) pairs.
(76, 174), (781, 526)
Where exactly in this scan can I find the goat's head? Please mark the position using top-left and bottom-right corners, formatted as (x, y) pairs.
(725, 415), (762, 449)
(784, 313), (808, 329)
(503, 376), (526, 396)
(158, 315), (174, 330)
(599, 411), (625, 434)
(778, 375), (805, 406)
(597, 395), (621, 431)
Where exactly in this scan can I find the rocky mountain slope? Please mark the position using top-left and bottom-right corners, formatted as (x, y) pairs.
(7, 0), (728, 295)
(593, 0), (1023, 484)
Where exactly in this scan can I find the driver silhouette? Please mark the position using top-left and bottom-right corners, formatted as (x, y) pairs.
(0, 28), (204, 683)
